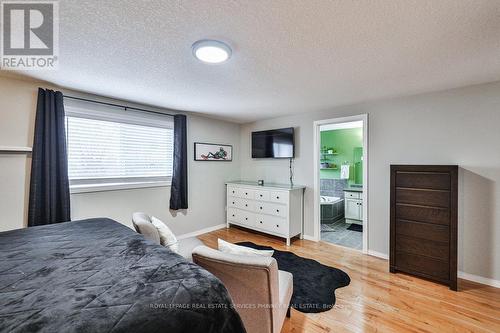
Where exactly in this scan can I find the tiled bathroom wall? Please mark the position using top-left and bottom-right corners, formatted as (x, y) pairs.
(320, 179), (348, 198)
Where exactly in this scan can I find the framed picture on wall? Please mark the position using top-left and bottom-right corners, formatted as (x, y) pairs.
(194, 142), (233, 161)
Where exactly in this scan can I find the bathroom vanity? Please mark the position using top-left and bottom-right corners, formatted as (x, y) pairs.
(344, 187), (363, 224)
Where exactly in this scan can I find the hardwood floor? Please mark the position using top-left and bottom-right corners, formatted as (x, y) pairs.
(198, 226), (500, 333)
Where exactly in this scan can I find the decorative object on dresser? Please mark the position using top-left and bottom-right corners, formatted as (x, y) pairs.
(226, 181), (305, 246)
(194, 142), (232, 161)
(390, 165), (458, 290)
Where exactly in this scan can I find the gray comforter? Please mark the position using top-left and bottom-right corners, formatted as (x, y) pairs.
(0, 218), (245, 333)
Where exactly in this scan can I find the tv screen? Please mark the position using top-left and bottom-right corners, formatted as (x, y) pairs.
(252, 127), (294, 158)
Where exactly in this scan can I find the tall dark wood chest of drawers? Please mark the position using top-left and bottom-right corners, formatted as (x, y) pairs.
(390, 165), (458, 290)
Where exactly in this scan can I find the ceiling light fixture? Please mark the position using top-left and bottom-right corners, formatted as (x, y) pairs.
(192, 40), (232, 64)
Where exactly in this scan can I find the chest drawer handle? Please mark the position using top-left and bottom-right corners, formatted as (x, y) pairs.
(276, 196), (280, 199)
(259, 194), (263, 197)
(245, 217), (248, 221)
(232, 214), (235, 217)
(232, 191), (235, 194)
(276, 224), (279, 227)
(245, 204), (248, 207)
(260, 207), (263, 210)
(276, 209), (280, 213)
(245, 192), (248, 195)
(259, 221), (263, 224)
(232, 202), (235, 204)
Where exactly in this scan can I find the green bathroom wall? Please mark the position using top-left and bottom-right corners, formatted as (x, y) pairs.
(320, 128), (363, 184)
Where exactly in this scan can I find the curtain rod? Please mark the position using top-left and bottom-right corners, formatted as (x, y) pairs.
(63, 95), (176, 117)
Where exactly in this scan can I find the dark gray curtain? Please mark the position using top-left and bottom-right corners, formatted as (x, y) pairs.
(28, 88), (71, 227)
(170, 114), (188, 210)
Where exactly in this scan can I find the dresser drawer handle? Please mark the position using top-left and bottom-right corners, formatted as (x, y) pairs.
(245, 217), (248, 221)
(259, 194), (263, 197)
(260, 207), (263, 210)
(276, 196), (280, 199)
(245, 204), (248, 207)
(259, 221), (263, 224)
(245, 192), (248, 195)
(232, 214), (235, 217)
(276, 209), (280, 213)
(232, 202), (235, 204)
(232, 191), (235, 194)
(276, 224), (279, 227)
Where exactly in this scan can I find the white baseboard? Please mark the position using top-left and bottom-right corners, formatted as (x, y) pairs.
(177, 223), (226, 240)
(458, 271), (500, 288)
(302, 234), (317, 241)
(368, 250), (389, 260)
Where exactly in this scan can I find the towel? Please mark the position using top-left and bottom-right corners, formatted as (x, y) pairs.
(341, 165), (350, 179)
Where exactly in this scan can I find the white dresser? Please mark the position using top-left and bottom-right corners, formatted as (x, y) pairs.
(226, 181), (305, 246)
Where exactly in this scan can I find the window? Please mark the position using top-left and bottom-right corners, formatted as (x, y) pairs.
(64, 99), (174, 193)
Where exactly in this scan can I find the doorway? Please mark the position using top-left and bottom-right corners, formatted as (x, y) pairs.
(313, 115), (368, 253)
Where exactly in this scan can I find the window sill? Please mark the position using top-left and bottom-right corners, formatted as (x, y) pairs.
(70, 181), (171, 194)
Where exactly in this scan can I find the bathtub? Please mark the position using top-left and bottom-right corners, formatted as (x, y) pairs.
(320, 196), (344, 222)
(320, 196), (342, 204)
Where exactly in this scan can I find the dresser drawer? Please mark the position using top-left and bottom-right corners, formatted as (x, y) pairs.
(227, 207), (241, 223)
(254, 189), (270, 201)
(395, 171), (450, 190)
(269, 191), (288, 204)
(396, 235), (449, 261)
(227, 208), (255, 227)
(395, 252), (449, 281)
(254, 201), (287, 218)
(255, 214), (287, 236)
(227, 197), (239, 208)
(227, 186), (238, 197)
(344, 191), (361, 199)
(236, 199), (254, 211)
(396, 203), (449, 225)
(395, 219), (449, 243)
(228, 197), (254, 211)
(396, 188), (450, 208)
(239, 210), (255, 227)
(237, 188), (255, 200)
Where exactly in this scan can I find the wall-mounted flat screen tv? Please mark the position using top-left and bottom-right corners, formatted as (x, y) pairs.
(251, 127), (294, 158)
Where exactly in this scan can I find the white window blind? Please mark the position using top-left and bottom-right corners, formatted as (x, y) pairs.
(64, 99), (174, 192)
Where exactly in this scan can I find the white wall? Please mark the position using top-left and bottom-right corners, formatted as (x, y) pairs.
(0, 75), (240, 236)
(1, 74), (499, 283)
(240, 81), (500, 282)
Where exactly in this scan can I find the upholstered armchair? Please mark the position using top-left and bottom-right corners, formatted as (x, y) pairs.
(192, 245), (293, 333)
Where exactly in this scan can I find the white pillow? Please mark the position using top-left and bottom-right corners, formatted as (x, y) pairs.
(218, 238), (274, 257)
(151, 216), (178, 252)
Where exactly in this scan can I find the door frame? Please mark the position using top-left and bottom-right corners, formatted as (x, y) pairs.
(313, 114), (369, 253)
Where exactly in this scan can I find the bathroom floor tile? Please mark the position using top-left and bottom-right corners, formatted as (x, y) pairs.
(321, 219), (362, 250)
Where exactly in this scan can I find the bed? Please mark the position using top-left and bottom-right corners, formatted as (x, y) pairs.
(0, 218), (245, 333)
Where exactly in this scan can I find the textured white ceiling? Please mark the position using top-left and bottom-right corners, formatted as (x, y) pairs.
(10, 0), (500, 123)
